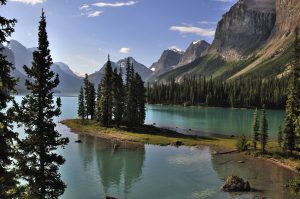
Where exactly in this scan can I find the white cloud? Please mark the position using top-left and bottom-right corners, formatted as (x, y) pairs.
(170, 25), (215, 37)
(80, 4), (90, 10)
(93, 1), (137, 7)
(87, 11), (103, 17)
(10, 0), (46, 5)
(120, 48), (130, 54)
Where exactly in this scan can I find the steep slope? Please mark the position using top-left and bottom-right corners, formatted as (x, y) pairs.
(52, 63), (83, 93)
(206, 0), (276, 60)
(176, 40), (210, 67)
(150, 49), (183, 76)
(8, 40), (33, 74)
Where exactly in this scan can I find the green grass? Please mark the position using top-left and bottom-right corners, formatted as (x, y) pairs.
(61, 119), (237, 150)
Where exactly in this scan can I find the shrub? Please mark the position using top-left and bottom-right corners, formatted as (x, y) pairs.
(287, 177), (300, 194)
(236, 134), (249, 152)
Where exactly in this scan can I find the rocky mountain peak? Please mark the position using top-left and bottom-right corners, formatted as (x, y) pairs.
(206, 0), (276, 60)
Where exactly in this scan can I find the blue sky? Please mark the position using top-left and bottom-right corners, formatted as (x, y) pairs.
(2, 0), (237, 75)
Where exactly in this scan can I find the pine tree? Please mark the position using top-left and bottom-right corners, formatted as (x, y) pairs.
(251, 108), (259, 151)
(83, 74), (90, 119)
(278, 125), (283, 148)
(0, 0), (18, 197)
(135, 73), (146, 125)
(17, 10), (69, 199)
(112, 68), (125, 127)
(96, 84), (101, 121)
(283, 28), (300, 153)
(260, 105), (268, 154)
(98, 55), (113, 127)
(87, 83), (96, 120)
(125, 61), (137, 127)
(78, 86), (85, 123)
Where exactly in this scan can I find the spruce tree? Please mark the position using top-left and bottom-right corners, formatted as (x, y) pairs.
(283, 28), (300, 153)
(0, 0), (18, 197)
(87, 83), (96, 120)
(260, 105), (268, 154)
(17, 10), (69, 199)
(96, 84), (101, 121)
(98, 56), (113, 127)
(251, 108), (259, 151)
(83, 74), (90, 119)
(278, 125), (283, 148)
(112, 68), (125, 127)
(125, 62), (137, 127)
(135, 73), (146, 125)
(78, 86), (85, 123)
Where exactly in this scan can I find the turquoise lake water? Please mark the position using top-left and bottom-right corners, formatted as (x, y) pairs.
(12, 96), (298, 199)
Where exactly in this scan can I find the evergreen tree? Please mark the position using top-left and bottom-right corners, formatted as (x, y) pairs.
(87, 83), (96, 120)
(0, 0), (18, 197)
(17, 10), (69, 199)
(283, 28), (300, 153)
(135, 73), (146, 125)
(125, 62), (137, 127)
(278, 125), (283, 148)
(112, 68), (125, 127)
(78, 86), (85, 123)
(251, 108), (259, 151)
(96, 84), (101, 121)
(260, 105), (268, 154)
(98, 56), (113, 127)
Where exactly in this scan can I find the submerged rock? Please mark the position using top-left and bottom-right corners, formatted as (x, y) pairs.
(105, 196), (118, 199)
(174, 141), (183, 146)
(75, 140), (82, 143)
(221, 176), (251, 192)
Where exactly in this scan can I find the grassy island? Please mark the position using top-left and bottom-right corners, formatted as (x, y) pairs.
(61, 119), (300, 174)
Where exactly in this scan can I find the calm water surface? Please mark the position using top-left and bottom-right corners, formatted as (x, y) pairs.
(13, 96), (297, 199)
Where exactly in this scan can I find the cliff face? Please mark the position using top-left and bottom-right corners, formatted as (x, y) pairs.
(207, 0), (276, 60)
(176, 40), (210, 67)
(150, 49), (183, 76)
(271, 0), (300, 38)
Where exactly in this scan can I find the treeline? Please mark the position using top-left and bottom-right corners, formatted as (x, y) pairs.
(78, 57), (146, 128)
(147, 76), (288, 109)
(0, 5), (68, 199)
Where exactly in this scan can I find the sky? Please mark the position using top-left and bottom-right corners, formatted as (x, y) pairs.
(1, 0), (237, 75)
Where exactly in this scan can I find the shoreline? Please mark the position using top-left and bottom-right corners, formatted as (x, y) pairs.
(61, 119), (300, 174)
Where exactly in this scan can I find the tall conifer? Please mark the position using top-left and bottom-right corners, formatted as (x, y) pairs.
(0, 0), (18, 197)
(78, 86), (85, 123)
(112, 68), (125, 127)
(251, 108), (259, 151)
(17, 10), (69, 199)
(260, 105), (268, 154)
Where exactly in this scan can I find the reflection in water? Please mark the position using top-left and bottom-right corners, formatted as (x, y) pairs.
(77, 134), (145, 199)
(211, 153), (299, 199)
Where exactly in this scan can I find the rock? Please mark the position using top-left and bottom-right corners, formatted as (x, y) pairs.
(230, 135), (235, 138)
(174, 141), (183, 146)
(188, 128), (192, 131)
(237, 160), (245, 164)
(105, 196), (118, 199)
(75, 140), (82, 143)
(153, 123), (156, 126)
(221, 176), (251, 192)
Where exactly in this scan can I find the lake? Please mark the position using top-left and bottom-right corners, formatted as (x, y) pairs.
(13, 96), (297, 199)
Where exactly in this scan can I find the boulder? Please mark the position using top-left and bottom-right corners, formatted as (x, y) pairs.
(75, 140), (82, 143)
(105, 196), (118, 199)
(174, 141), (183, 146)
(221, 176), (251, 192)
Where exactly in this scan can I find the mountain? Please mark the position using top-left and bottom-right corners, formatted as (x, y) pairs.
(89, 57), (153, 86)
(176, 40), (210, 67)
(157, 0), (300, 82)
(4, 40), (82, 93)
(150, 48), (183, 76)
(8, 40), (33, 75)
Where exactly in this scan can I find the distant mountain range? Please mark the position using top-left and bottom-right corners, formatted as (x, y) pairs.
(2, 40), (83, 93)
